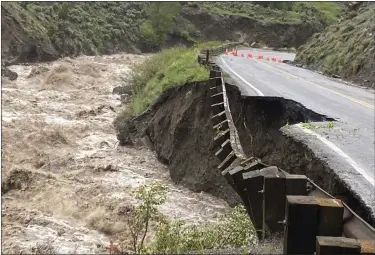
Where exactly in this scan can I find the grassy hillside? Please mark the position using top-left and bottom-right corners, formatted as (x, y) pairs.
(199, 1), (344, 25)
(295, 3), (375, 87)
(1, 1), (145, 61)
(2, 1), (345, 63)
(128, 42), (223, 115)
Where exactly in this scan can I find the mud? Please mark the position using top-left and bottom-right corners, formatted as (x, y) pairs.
(118, 78), (374, 228)
(1, 54), (230, 254)
(119, 81), (242, 206)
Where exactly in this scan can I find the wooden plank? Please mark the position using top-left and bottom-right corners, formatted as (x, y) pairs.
(217, 151), (236, 171)
(286, 174), (308, 195)
(316, 236), (361, 254)
(359, 239), (375, 254)
(211, 111), (226, 126)
(213, 119), (228, 131)
(211, 102), (225, 115)
(241, 170), (265, 236)
(222, 166), (243, 192)
(213, 129), (230, 147)
(264, 173), (286, 234)
(316, 198), (344, 237)
(284, 196), (319, 255)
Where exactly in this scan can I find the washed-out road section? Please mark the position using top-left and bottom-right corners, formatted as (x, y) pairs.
(216, 48), (375, 218)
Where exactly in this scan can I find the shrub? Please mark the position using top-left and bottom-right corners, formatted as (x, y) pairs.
(111, 182), (258, 254)
(146, 205), (257, 254)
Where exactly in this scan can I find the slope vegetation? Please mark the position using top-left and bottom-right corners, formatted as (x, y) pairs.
(295, 2), (375, 88)
(2, 2), (345, 64)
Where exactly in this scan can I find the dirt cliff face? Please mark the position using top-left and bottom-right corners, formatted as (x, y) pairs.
(180, 6), (323, 49)
(117, 80), (375, 227)
(116, 81), (335, 206)
(121, 81), (242, 206)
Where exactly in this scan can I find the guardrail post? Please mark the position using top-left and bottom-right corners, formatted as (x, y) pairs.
(286, 174), (308, 195)
(359, 239), (375, 254)
(284, 196), (345, 255)
(263, 173), (286, 235)
(316, 237), (361, 254)
(284, 196), (319, 255)
(316, 198), (344, 237)
(262, 174), (308, 238)
(241, 166), (280, 239)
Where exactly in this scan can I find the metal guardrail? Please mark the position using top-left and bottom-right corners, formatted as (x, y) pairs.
(198, 46), (375, 253)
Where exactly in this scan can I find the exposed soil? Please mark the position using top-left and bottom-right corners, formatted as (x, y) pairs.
(1, 54), (230, 254)
(181, 5), (322, 49)
(118, 81), (242, 207)
(117, 79), (375, 229)
(227, 83), (375, 227)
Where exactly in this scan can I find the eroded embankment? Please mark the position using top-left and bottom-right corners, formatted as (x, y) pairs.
(117, 80), (375, 228)
(119, 81), (241, 206)
(226, 83), (375, 227)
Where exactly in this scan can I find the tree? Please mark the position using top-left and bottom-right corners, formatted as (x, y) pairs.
(140, 2), (181, 49)
(127, 182), (167, 253)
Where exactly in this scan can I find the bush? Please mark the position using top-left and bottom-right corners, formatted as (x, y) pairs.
(111, 182), (258, 254)
(147, 205), (257, 254)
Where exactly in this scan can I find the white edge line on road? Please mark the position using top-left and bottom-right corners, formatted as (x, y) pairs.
(296, 124), (375, 187)
(220, 56), (264, 96)
(220, 54), (374, 187)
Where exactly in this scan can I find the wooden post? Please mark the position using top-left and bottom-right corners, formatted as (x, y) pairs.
(263, 172), (286, 234)
(283, 196), (319, 255)
(285, 174), (308, 195)
(359, 239), (375, 255)
(242, 166), (279, 240)
(261, 174), (308, 237)
(284, 196), (345, 255)
(316, 237), (361, 254)
(316, 198), (344, 237)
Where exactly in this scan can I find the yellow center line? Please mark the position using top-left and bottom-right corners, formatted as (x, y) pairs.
(257, 60), (374, 109)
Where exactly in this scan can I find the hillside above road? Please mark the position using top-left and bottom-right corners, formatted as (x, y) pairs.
(2, 2), (345, 64)
(295, 2), (375, 88)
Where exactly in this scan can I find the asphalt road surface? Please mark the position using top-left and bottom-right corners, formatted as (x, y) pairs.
(216, 48), (375, 217)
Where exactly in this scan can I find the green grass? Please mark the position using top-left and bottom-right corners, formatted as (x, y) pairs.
(295, 5), (375, 79)
(304, 2), (343, 24)
(129, 42), (223, 115)
(3, 2), (146, 57)
(3, 1), (345, 61)
(198, 2), (345, 25)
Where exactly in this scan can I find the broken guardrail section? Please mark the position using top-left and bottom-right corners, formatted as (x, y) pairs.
(198, 47), (375, 255)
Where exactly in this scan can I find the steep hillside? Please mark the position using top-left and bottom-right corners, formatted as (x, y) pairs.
(1, 2), (145, 63)
(295, 2), (375, 88)
(2, 2), (345, 64)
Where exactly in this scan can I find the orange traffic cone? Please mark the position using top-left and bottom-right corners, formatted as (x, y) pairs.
(225, 49), (228, 55)
(266, 57), (270, 61)
(278, 58), (282, 63)
(241, 53), (244, 57)
(248, 53), (252, 58)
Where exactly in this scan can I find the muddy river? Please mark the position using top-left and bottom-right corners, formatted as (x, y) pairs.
(1, 54), (229, 253)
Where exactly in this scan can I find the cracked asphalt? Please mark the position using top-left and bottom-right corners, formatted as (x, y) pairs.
(216, 48), (375, 219)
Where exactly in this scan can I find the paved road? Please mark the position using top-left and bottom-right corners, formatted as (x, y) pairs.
(216, 48), (375, 217)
